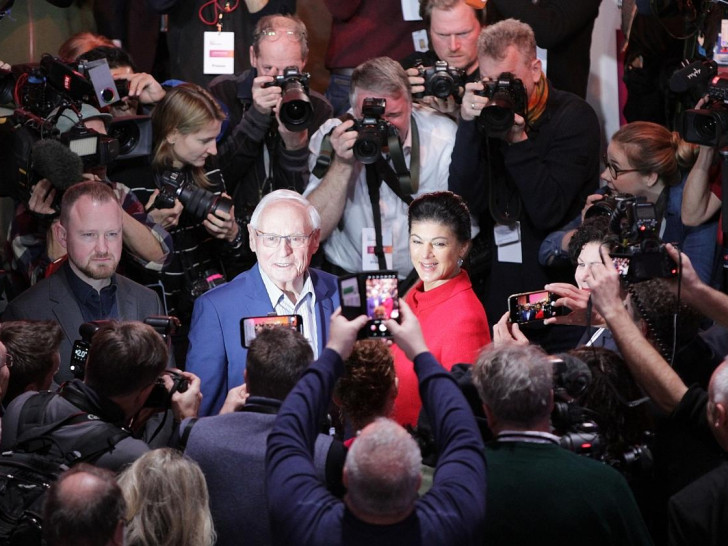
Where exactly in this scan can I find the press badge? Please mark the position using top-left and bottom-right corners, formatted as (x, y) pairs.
(402, 0), (422, 20)
(412, 29), (429, 53)
(203, 31), (235, 75)
(494, 222), (522, 264)
(362, 227), (393, 270)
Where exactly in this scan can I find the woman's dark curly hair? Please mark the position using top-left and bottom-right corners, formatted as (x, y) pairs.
(334, 340), (397, 430)
(568, 215), (611, 265)
(568, 346), (653, 452)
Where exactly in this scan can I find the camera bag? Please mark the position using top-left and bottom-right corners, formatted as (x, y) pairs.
(0, 391), (129, 546)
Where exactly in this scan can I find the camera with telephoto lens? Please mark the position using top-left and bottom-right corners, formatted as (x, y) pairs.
(352, 97), (396, 165)
(589, 193), (678, 282)
(413, 60), (464, 100)
(475, 72), (528, 139)
(153, 169), (233, 220)
(262, 66), (313, 132)
(678, 76), (728, 147)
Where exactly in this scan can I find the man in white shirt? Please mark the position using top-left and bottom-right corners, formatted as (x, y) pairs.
(304, 56), (457, 279)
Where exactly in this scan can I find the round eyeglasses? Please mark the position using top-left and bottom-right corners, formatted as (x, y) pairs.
(254, 229), (315, 248)
(254, 29), (306, 43)
(603, 153), (640, 179)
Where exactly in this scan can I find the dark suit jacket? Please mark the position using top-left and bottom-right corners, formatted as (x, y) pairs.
(186, 264), (339, 416)
(2, 266), (163, 382)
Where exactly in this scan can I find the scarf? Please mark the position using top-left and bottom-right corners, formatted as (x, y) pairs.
(526, 72), (549, 126)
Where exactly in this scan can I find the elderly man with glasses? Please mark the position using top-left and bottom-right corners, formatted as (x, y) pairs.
(186, 189), (339, 416)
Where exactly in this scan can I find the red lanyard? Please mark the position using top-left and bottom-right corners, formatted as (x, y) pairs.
(198, 0), (241, 31)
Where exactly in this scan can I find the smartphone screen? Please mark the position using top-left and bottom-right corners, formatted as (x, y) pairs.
(240, 315), (303, 348)
(508, 290), (564, 324)
(612, 255), (631, 277)
(364, 273), (400, 337)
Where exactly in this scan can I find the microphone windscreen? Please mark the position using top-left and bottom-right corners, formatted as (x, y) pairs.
(553, 353), (592, 399)
(669, 60), (717, 93)
(31, 139), (84, 193)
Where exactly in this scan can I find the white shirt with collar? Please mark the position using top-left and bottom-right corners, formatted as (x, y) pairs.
(259, 268), (319, 358)
(304, 104), (457, 277)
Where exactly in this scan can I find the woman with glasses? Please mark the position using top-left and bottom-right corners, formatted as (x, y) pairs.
(390, 191), (491, 427)
(142, 83), (245, 362)
(540, 121), (718, 285)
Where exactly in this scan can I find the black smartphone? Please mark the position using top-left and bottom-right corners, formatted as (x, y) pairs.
(507, 290), (565, 324)
(240, 314), (303, 348)
(339, 271), (400, 338)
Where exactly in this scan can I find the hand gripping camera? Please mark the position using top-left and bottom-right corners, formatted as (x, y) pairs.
(153, 169), (232, 220)
(352, 97), (397, 165)
(475, 72), (528, 139)
(413, 60), (464, 101)
(263, 66), (313, 132)
(589, 193), (678, 282)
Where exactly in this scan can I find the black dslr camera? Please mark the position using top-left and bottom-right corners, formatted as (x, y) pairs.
(153, 169), (232, 220)
(263, 66), (313, 132)
(588, 193), (678, 282)
(678, 76), (728, 147)
(413, 60), (464, 100)
(352, 97), (396, 164)
(475, 72), (528, 139)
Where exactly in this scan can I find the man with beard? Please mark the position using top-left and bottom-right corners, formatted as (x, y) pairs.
(2, 181), (164, 382)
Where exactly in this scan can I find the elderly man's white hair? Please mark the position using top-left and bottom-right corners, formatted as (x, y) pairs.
(249, 189), (321, 231)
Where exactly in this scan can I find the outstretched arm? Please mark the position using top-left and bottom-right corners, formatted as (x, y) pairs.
(588, 246), (687, 413)
(682, 145), (722, 226)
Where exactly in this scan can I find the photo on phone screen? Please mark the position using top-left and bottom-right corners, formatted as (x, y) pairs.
(240, 315), (303, 348)
(338, 271), (399, 338)
(612, 255), (631, 277)
(507, 290), (564, 324)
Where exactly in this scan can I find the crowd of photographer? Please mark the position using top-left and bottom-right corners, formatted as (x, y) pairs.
(2, 0), (728, 544)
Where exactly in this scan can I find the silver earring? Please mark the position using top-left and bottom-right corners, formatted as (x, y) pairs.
(457, 258), (463, 267)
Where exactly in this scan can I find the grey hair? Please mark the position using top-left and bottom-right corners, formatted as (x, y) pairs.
(477, 18), (536, 63)
(344, 418), (422, 518)
(472, 344), (553, 428)
(350, 57), (411, 108)
(249, 189), (321, 231)
(710, 359), (728, 406)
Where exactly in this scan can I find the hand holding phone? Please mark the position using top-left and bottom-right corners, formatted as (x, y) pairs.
(339, 271), (400, 338)
(507, 290), (566, 324)
(240, 315), (303, 348)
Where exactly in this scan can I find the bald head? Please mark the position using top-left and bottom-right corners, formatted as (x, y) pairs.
(44, 464), (125, 546)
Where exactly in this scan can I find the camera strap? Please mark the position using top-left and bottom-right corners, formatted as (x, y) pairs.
(363, 116), (421, 270)
(366, 166), (389, 270)
(312, 114), (355, 180)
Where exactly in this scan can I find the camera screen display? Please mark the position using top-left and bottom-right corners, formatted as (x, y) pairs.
(508, 290), (564, 324)
(612, 256), (631, 277)
(240, 315), (303, 348)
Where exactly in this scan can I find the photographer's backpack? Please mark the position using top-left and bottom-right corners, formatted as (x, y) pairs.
(0, 391), (129, 546)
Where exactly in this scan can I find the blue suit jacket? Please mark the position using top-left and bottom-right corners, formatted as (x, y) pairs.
(186, 264), (339, 416)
